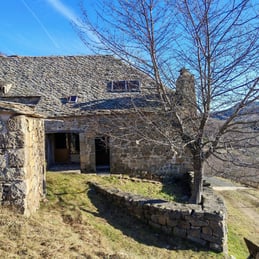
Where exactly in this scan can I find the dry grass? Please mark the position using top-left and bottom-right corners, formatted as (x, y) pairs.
(1, 172), (257, 258)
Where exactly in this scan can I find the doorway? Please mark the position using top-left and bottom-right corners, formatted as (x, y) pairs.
(95, 136), (110, 172)
(46, 133), (80, 169)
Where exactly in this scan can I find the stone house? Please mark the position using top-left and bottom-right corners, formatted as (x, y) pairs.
(0, 57), (228, 254)
(0, 101), (45, 215)
(0, 55), (194, 178)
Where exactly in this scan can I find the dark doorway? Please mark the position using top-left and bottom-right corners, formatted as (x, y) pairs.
(54, 133), (69, 163)
(95, 136), (110, 172)
(46, 133), (80, 169)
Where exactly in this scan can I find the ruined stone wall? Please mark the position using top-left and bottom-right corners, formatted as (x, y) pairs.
(45, 112), (193, 177)
(89, 181), (227, 253)
(0, 113), (45, 215)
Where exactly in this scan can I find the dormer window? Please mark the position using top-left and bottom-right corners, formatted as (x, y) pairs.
(67, 96), (78, 103)
(113, 81), (126, 91)
(107, 80), (140, 92)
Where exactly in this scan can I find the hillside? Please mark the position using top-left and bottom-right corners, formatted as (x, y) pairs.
(212, 101), (259, 125)
(0, 172), (258, 258)
(207, 102), (259, 187)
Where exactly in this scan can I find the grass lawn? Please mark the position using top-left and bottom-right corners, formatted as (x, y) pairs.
(0, 172), (257, 258)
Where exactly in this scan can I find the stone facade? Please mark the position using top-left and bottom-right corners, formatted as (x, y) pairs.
(0, 55), (195, 176)
(0, 55), (200, 212)
(0, 103), (45, 215)
(89, 181), (227, 253)
(45, 111), (193, 177)
(0, 55), (197, 211)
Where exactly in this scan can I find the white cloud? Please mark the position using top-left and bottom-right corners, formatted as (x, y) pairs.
(46, 0), (98, 42)
(46, 0), (81, 27)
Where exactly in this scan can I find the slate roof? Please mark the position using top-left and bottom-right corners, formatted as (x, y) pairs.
(0, 55), (158, 117)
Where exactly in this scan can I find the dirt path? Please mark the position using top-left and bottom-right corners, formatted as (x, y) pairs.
(232, 197), (259, 232)
(204, 176), (248, 190)
(204, 176), (259, 245)
(217, 188), (259, 244)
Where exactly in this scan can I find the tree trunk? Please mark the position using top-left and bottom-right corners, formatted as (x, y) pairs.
(189, 153), (204, 204)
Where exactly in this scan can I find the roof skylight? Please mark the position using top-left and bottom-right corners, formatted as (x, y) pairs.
(67, 96), (78, 103)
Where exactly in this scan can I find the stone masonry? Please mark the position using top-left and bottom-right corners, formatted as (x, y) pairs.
(45, 111), (193, 177)
(0, 55), (195, 176)
(0, 103), (46, 215)
(89, 181), (227, 253)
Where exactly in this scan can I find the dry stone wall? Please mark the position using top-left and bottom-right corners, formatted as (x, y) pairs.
(0, 113), (45, 215)
(89, 181), (227, 253)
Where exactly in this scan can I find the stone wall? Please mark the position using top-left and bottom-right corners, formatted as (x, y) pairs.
(89, 181), (227, 253)
(45, 112), (193, 177)
(0, 113), (45, 215)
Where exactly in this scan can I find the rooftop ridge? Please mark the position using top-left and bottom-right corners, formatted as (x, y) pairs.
(0, 54), (115, 59)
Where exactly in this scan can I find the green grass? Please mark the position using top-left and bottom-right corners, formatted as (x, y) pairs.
(227, 225), (248, 259)
(87, 174), (184, 201)
(43, 173), (223, 258)
(1, 172), (257, 258)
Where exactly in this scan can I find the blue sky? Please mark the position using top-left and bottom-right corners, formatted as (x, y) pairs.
(0, 0), (95, 56)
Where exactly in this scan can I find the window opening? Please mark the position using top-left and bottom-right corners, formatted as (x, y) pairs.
(128, 80), (140, 91)
(107, 80), (140, 92)
(113, 81), (126, 91)
(67, 96), (78, 103)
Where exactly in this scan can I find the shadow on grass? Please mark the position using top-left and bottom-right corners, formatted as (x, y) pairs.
(86, 185), (204, 252)
(47, 174), (204, 252)
(161, 177), (191, 203)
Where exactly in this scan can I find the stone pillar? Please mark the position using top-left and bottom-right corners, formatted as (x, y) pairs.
(0, 113), (45, 215)
(175, 68), (196, 114)
(80, 133), (95, 173)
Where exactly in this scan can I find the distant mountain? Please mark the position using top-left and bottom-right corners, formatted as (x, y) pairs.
(212, 101), (259, 120)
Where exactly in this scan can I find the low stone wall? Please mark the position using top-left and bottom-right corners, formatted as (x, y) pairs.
(89, 181), (227, 253)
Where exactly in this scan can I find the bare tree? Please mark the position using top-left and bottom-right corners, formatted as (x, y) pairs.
(77, 0), (259, 204)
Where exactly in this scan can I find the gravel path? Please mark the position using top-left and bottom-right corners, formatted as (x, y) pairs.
(204, 176), (250, 190)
